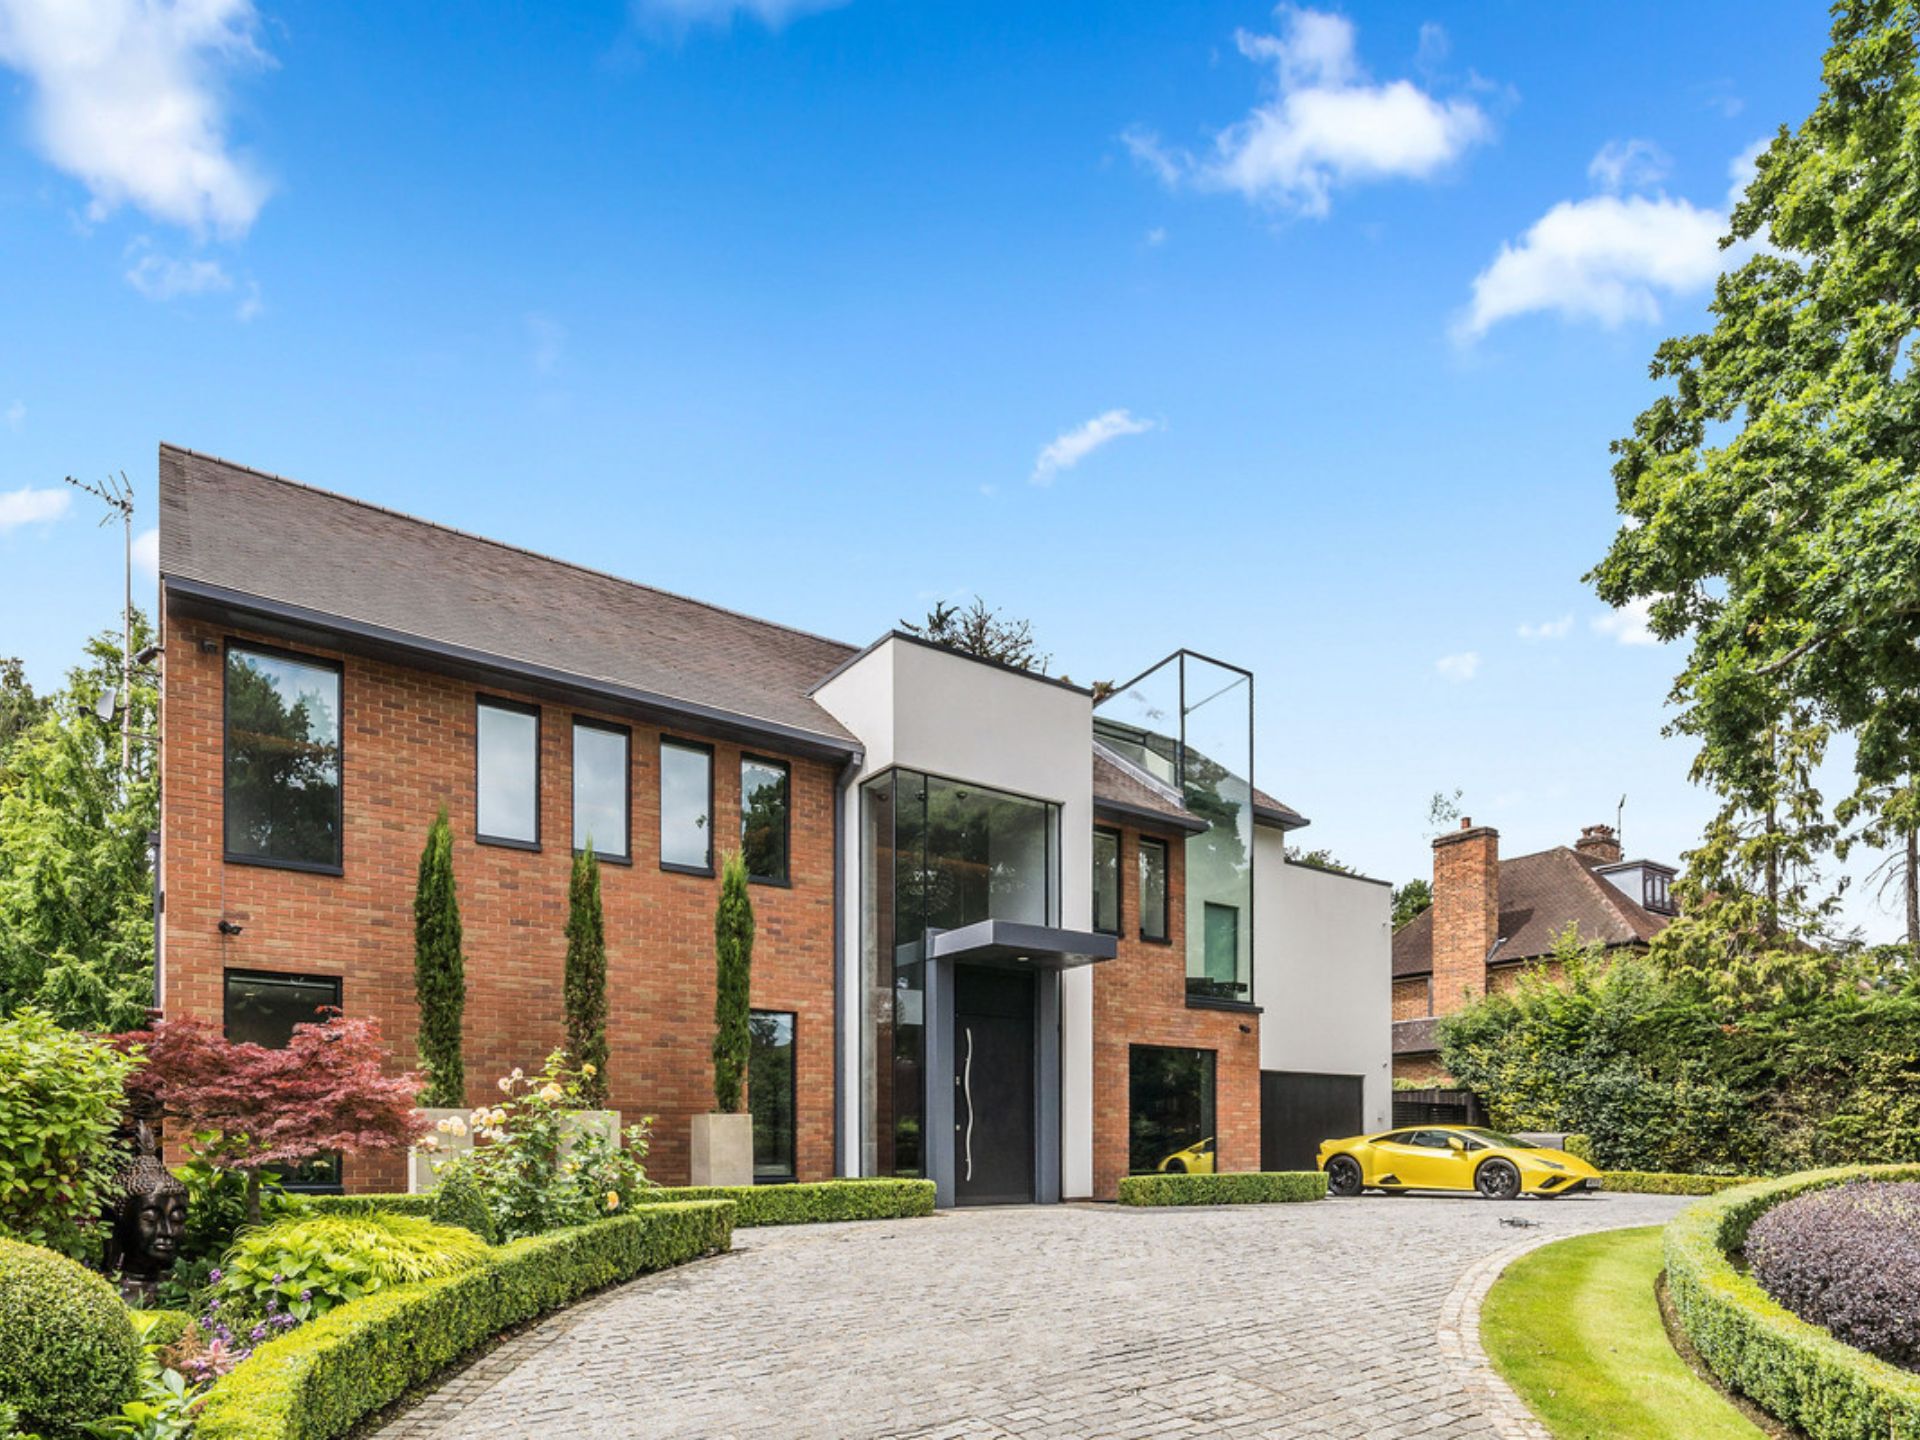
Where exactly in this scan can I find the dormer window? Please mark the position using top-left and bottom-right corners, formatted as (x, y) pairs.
(1644, 871), (1674, 914)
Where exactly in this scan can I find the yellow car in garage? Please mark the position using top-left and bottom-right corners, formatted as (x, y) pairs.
(1314, 1126), (1598, 1200)
(1157, 1137), (1215, 1174)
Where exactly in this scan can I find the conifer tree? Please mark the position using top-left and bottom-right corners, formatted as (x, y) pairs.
(413, 808), (466, 1108)
(711, 850), (754, 1113)
(565, 843), (609, 1106)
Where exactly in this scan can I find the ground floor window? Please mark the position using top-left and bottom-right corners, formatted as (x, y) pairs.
(1128, 1045), (1216, 1175)
(224, 969), (344, 1191)
(749, 1010), (796, 1182)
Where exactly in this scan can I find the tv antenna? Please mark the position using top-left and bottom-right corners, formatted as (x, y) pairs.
(63, 471), (136, 773)
(1616, 794), (1627, 854)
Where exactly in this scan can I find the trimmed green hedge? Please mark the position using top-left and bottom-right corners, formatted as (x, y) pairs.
(1664, 1164), (1920, 1440)
(193, 1200), (732, 1440)
(1564, 1133), (1594, 1165)
(297, 1192), (437, 1219)
(1601, 1171), (1760, 1196)
(0, 1236), (141, 1438)
(628, 1177), (935, 1226)
(1116, 1171), (1326, 1206)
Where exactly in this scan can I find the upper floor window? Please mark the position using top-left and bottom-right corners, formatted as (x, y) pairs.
(741, 756), (790, 884)
(225, 644), (343, 872)
(1138, 836), (1169, 942)
(476, 698), (540, 847)
(660, 738), (713, 874)
(1201, 902), (1242, 996)
(1092, 827), (1121, 935)
(1644, 872), (1674, 914)
(572, 719), (630, 861)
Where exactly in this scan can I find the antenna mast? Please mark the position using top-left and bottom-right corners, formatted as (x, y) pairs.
(63, 471), (136, 774)
(1616, 794), (1627, 854)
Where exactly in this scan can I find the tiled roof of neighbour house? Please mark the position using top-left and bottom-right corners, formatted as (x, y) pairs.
(157, 444), (864, 753)
(1391, 846), (1672, 981)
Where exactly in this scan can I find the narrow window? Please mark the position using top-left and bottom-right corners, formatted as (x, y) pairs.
(572, 720), (630, 861)
(224, 969), (344, 1191)
(749, 1010), (797, 1182)
(476, 698), (540, 847)
(1128, 1045), (1216, 1176)
(224, 644), (343, 871)
(1092, 827), (1121, 935)
(1138, 836), (1169, 942)
(1203, 902), (1240, 989)
(659, 738), (713, 873)
(740, 756), (791, 884)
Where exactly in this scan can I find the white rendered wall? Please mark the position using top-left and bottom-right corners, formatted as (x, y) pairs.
(1253, 830), (1393, 1133)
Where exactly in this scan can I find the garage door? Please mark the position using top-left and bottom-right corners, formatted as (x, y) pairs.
(1261, 1071), (1364, 1172)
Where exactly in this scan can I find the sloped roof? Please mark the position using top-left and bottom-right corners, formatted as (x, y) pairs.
(1092, 747), (1208, 834)
(1392, 846), (1671, 980)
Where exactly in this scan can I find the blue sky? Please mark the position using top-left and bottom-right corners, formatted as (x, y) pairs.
(2, 1), (1897, 935)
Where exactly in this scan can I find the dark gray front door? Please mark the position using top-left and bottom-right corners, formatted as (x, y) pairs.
(953, 967), (1034, 1206)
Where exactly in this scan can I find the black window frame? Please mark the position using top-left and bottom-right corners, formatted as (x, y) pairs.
(475, 694), (542, 851)
(1126, 1043), (1218, 1177)
(739, 753), (792, 888)
(222, 639), (346, 876)
(748, 1007), (798, 1183)
(1137, 835), (1170, 944)
(570, 715), (632, 865)
(222, 968), (345, 1194)
(1092, 825), (1123, 937)
(658, 735), (716, 877)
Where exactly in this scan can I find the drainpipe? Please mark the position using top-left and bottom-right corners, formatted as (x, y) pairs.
(832, 750), (863, 1178)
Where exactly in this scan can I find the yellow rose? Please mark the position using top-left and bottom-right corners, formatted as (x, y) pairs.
(539, 1083), (564, 1102)
(581, 1063), (596, 1078)
(605, 1190), (621, 1211)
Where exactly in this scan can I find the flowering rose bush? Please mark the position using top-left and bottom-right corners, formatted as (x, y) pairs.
(1746, 1180), (1920, 1372)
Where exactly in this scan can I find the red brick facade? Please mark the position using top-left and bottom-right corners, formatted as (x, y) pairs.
(1391, 976), (1429, 1021)
(1090, 823), (1261, 1201)
(159, 606), (838, 1191)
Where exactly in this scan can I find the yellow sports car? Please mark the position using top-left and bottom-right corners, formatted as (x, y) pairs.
(1157, 1137), (1215, 1174)
(1314, 1126), (1599, 1200)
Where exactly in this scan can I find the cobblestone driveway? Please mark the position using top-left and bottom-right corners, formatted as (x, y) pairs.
(378, 1191), (1689, 1440)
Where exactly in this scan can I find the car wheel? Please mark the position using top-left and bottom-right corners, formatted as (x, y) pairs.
(1325, 1156), (1364, 1198)
(1475, 1159), (1521, 1200)
(1164, 1159), (1187, 1174)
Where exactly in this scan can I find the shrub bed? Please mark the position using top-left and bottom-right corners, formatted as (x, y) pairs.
(1601, 1171), (1760, 1196)
(628, 1177), (934, 1226)
(1116, 1172), (1326, 1206)
(0, 1235), (140, 1438)
(1663, 1164), (1920, 1440)
(1745, 1181), (1920, 1372)
(193, 1199), (732, 1440)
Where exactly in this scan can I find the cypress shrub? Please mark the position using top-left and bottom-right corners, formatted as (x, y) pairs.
(412, 809), (466, 1109)
(564, 844), (609, 1107)
(711, 850), (754, 1113)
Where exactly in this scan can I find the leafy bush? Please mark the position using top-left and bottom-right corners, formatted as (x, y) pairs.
(0, 1008), (139, 1259)
(1563, 1133), (1594, 1164)
(629, 1178), (935, 1226)
(427, 1163), (495, 1243)
(215, 1214), (490, 1323)
(128, 1310), (195, 1350)
(1116, 1172), (1326, 1206)
(1746, 1181), (1920, 1372)
(1600, 1171), (1759, 1196)
(193, 1201), (733, 1440)
(0, 1235), (140, 1437)
(1664, 1164), (1920, 1440)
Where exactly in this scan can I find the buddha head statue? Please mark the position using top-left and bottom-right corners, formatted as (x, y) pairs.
(104, 1114), (188, 1293)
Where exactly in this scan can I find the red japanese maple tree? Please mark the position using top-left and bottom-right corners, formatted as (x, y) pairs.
(119, 1012), (426, 1220)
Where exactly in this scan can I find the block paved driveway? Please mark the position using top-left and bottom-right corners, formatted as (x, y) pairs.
(377, 1190), (1690, 1440)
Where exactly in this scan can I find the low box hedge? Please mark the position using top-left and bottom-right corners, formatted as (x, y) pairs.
(1663, 1164), (1920, 1440)
(628, 1177), (935, 1225)
(1116, 1171), (1326, 1206)
(297, 1192), (438, 1219)
(1600, 1171), (1760, 1196)
(193, 1199), (732, 1440)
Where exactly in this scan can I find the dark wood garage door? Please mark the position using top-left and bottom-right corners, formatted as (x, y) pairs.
(1261, 1071), (1364, 1172)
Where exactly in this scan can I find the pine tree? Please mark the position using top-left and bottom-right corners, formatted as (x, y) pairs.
(711, 850), (754, 1113)
(565, 843), (609, 1107)
(412, 808), (466, 1108)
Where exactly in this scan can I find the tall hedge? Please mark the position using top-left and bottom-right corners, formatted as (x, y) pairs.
(412, 809), (465, 1109)
(711, 851), (754, 1113)
(564, 845), (609, 1107)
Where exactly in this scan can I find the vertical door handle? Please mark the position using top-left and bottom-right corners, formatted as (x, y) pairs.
(962, 1025), (975, 1183)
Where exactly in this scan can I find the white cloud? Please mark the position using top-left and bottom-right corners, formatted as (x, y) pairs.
(1128, 6), (1490, 217)
(0, 0), (271, 237)
(235, 278), (262, 322)
(629, 0), (845, 28)
(1593, 597), (1658, 646)
(1144, 226), (1167, 247)
(1588, 138), (1670, 192)
(1517, 614), (1573, 641)
(0, 485), (71, 531)
(125, 251), (232, 300)
(132, 525), (158, 578)
(3, 400), (23, 430)
(1030, 409), (1158, 486)
(1435, 650), (1481, 682)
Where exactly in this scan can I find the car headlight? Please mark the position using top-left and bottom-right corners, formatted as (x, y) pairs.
(1537, 1159), (1565, 1172)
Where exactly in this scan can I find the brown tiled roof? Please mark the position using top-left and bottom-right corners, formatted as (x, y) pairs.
(1391, 846), (1671, 980)
(1252, 787), (1308, 830)
(158, 445), (862, 750)
(1092, 749), (1207, 835)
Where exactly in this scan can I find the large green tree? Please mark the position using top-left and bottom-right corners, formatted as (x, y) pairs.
(1591, 1), (1920, 952)
(413, 808), (466, 1107)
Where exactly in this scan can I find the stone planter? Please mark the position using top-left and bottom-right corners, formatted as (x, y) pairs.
(408, 1107), (624, 1193)
(690, 1112), (754, 1187)
(560, 1109), (622, 1156)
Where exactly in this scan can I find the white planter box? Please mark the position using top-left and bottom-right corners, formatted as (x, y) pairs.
(689, 1112), (754, 1187)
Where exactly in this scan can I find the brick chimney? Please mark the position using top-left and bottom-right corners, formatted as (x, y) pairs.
(1431, 818), (1499, 1015)
(1575, 824), (1623, 865)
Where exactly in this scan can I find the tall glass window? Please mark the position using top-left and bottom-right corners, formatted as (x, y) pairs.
(1128, 1045), (1216, 1175)
(476, 698), (539, 846)
(1138, 836), (1169, 942)
(224, 970), (344, 1191)
(1203, 902), (1239, 985)
(224, 645), (342, 870)
(740, 757), (790, 884)
(572, 720), (629, 860)
(1092, 827), (1121, 935)
(749, 1010), (796, 1181)
(659, 738), (713, 873)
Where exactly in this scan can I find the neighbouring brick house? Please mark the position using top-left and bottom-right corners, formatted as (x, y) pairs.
(1390, 819), (1676, 1084)
(156, 444), (1390, 1203)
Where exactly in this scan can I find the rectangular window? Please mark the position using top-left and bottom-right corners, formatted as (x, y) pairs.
(1092, 827), (1121, 935)
(740, 756), (790, 884)
(1128, 1045), (1216, 1176)
(1203, 902), (1241, 992)
(749, 1010), (796, 1182)
(572, 720), (629, 861)
(476, 698), (540, 847)
(224, 970), (344, 1192)
(659, 738), (713, 873)
(224, 644), (343, 871)
(1138, 836), (1169, 942)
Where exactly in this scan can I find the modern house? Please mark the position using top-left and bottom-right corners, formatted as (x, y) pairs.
(1391, 820), (1676, 1084)
(155, 444), (1390, 1202)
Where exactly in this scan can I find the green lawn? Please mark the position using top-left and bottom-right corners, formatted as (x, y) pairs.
(1480, 1226), (1767, 1440)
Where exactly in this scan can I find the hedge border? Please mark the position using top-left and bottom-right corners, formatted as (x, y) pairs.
(1116, 1171), (1326, 1206)
(1601, 1171), (1760, 1196)
(192, 1200), (732, 1440)
(628, 1177), (934, 1226)
(297, 1193), (437, 1219)
(1663, 1164), (1920, 1440)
